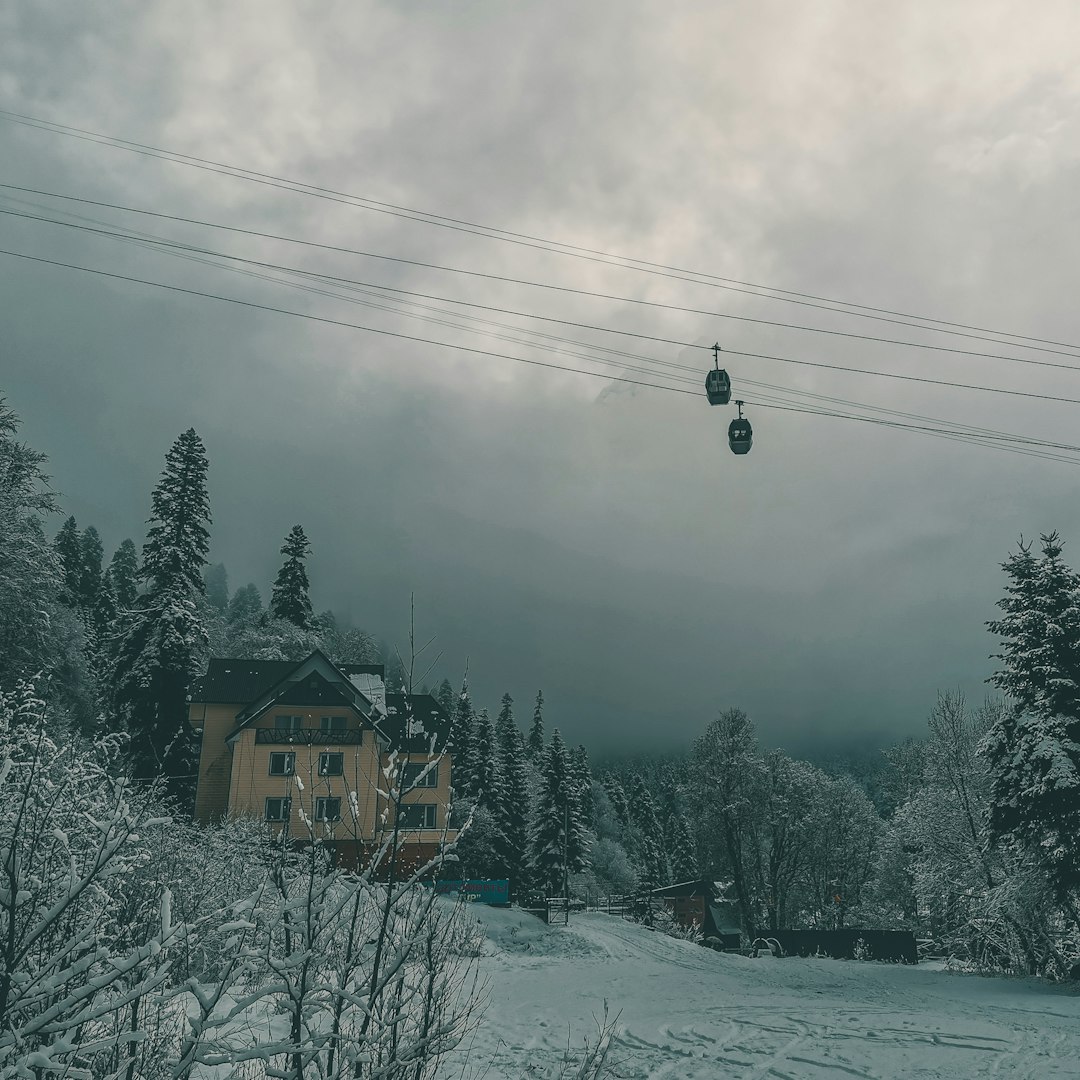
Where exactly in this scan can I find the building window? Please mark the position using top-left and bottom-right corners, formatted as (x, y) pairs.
(321, 716), (348, 732)
(401, 762), (438, 789)
(315, 797), (342, 822)
(275, 715), (303, 731)
(269, 752), (295, 776)
(319, 752), (344, 777)
(265, 797), (291, 821)
(398, 803), (437, 829)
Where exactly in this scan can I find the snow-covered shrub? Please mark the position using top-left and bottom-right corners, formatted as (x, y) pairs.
(0, 682), (184, 1079)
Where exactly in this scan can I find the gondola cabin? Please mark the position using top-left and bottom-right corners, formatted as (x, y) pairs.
(728, 416), (753, 455)
(705, 368), (732, 406)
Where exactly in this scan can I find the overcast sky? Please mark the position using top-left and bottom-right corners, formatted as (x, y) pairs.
(4, 2), (1080, 756)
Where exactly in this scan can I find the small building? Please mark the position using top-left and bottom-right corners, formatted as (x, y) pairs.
(651, 879), (741, 949)
(188, 649), (454, 874)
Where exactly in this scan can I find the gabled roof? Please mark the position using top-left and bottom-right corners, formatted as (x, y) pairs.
(222, 650), (377, 743)
(193, 657), (385, 704)
(192, 652), (451, 754)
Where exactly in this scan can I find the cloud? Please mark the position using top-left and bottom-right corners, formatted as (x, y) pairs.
(3, 1), (1078, 755)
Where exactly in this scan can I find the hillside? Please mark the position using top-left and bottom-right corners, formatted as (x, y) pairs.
(441, 907), (1080, 1079)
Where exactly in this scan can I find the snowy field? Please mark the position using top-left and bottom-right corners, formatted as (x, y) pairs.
(441, 907), (1080, 1079)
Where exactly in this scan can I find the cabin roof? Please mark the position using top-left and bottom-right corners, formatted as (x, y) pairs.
(192, 657), (385, 703)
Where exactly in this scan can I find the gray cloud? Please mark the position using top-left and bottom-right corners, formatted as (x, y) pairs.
(3, 1), (1080, 755)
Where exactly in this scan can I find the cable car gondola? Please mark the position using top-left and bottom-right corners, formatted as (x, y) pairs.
(705, 342), (731, 405)
(728, 400), (752, 455)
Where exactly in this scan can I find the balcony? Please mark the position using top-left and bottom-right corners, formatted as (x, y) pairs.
(255, 727), (363, 746)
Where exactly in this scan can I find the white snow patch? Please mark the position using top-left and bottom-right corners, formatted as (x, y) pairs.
(438, 910), (1080, 1079)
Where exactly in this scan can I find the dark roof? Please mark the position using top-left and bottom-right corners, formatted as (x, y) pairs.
(650, 879), (717, 899)
(192, 659), (292, 703)
(376, 693), (452, 754)
(192, 657), (384, 704)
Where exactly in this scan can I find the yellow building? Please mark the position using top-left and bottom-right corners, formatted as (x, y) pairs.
(188, 649), (454, 873)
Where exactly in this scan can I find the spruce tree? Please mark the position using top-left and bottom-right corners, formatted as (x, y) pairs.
(270, 525), (313, 628)
(53, 516), (83, 608)
(449, 681), (476, 799)
(0, 400), (63, 694)
(495, 694), (530, 895)
(109, 539), (139, 610)
(112, 429), (210, 797)
(527, 690), (545, 759)
(528, 729), (589, 898)
(983, 533), (1080, 899)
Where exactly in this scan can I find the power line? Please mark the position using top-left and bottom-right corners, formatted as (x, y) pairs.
(2, 112), (1077, 353)
(6, 184), (1080, 367)
(2, 242), (1078, 466)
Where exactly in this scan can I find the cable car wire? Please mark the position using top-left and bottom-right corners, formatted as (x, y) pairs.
(10, 192), (1074, 459)
(8, 193), (1073, 459)
(3, 242), (1080, 467)
(5, 185), (1080, 367)
(2, 109), (1077, 356)
(8, 203), (1080, 410)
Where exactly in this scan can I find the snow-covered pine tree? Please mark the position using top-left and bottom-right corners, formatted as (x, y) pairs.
(109, 538), (140, 610)
(0, 400), (63, 694)
(983, 532), (1080, 901)
(495, 694), (530, 894)
(269, 524), (313, 628)
(528, 729), (589, 899)
(53, 515), (83, 607)
(527, 689), (545, 758)
(987, 533), (1080, 718)
(448, 679), (477, 799)
(112, 429), (210, 796)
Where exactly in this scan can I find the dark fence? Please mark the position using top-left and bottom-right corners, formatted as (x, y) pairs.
(770, 929), (918, 964)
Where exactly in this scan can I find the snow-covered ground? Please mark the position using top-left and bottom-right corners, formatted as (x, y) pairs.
(442, 906), (1080, 1079)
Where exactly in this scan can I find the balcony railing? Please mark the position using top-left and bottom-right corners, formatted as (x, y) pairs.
(255, 728), (363, 746)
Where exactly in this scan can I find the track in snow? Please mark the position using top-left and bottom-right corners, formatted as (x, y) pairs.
(442, 909), (1080, 1079)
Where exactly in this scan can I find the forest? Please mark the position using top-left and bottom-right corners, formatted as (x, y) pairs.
(3, 393), (1080, 1078)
